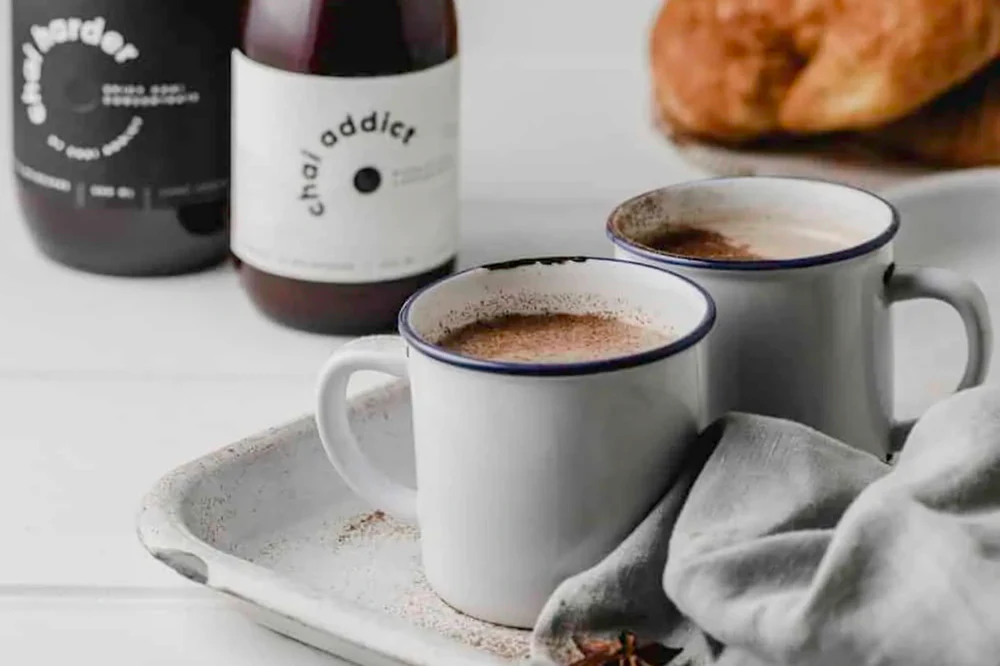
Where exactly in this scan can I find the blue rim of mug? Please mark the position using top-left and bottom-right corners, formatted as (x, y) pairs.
(606, 176), (901, 271)
(397, 256), (717, 377)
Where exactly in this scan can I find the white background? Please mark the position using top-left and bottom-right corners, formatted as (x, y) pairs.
(0, 0), (705, 664)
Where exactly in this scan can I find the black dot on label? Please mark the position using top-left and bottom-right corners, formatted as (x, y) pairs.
(353, 167), (382, 194)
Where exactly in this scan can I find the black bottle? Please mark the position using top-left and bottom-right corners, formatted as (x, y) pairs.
(11, 0), (240, 276)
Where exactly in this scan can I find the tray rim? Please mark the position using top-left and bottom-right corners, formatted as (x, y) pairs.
(136, 381), (515, 666)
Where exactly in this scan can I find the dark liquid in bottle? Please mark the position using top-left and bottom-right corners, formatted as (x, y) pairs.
(19, 196), (229, 277)
(236, 0), (459, 335)
(12, 1), (239, 277)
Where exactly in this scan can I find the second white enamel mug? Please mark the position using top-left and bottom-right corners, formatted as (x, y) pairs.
(609, 177), (993, 459)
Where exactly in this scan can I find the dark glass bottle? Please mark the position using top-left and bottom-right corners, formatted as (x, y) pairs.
(233, 0), (460, 335)
(11, 1), (239, 276)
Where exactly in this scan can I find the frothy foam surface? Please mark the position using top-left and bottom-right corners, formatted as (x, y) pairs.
(436, 313), (673, 364)
(629, 215), (870, 261)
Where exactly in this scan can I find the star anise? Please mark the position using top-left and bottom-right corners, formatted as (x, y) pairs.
(569, 631), (682, 666)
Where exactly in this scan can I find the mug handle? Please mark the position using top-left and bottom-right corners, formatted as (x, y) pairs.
(887, 266), (993, 452)
(315, 335), (417, 522)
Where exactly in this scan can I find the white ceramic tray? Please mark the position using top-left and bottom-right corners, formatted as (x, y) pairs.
(138, 380), (532, 666)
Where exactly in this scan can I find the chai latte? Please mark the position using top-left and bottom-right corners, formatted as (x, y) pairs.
(636, 217), (866, 261)
(437, 313), (672, 363)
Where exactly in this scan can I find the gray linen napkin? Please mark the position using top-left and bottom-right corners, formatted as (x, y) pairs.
(530, 386), (1000, 666)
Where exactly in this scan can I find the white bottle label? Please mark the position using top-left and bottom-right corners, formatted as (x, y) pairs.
(231, 52), (460, 284)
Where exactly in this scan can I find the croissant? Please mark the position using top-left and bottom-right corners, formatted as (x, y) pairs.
(651, 0), (1000, 142)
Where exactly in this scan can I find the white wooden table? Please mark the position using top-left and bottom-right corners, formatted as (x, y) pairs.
(0, 1), (699, 662)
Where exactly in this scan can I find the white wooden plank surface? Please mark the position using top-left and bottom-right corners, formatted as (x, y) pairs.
(0, 592), (351, 665)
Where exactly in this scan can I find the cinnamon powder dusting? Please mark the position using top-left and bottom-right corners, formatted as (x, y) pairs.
(438, 314), (671, 363)
(643, 224), (763, 260)
(325, 510), (531, 660)
(336, 510), (391, 545)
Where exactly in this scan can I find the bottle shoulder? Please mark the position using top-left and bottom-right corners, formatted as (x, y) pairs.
(240, 0), (458, 76)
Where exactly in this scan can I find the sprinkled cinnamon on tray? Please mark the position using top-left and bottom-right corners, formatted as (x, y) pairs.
(327, 510), (531, 660)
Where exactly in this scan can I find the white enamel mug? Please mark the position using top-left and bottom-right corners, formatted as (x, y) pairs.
(608, 177), (993, 459)
(315, 257), (715, 628)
